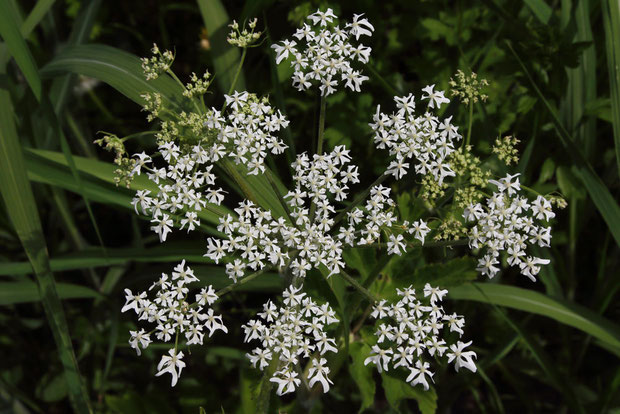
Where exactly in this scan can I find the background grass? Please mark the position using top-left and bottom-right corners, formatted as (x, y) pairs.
(0, 0), (619, 413)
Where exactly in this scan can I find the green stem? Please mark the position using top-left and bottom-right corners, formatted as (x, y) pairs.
(265, 168), (296, 226)
(309, 95), (327, 222)
(339, 270), (377, 303)
(332, 173), (387, 226)
(227, 47), (247, 96)
(316, 95), (327, 155)
(355, 238), (469, 249)
(465, 101), (473, 147)
(215, 266), (272, 297)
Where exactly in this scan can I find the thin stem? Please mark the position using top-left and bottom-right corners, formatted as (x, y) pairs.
(265, 168), (296, 226)
(227, 48), (247, 96)
(316, 95), (327, 155)
(339, 269), (377, 303)
(332, 173), (387, 226)
(356, 238), (469, 249)
(215, 266), (272, 297)
(309, 95), (327, 222)
(465, 101), (473, 147)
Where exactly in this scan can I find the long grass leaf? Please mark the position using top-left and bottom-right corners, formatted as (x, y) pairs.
(449, 283), (620, 350)
(0, 281), (102, 304)
(40, 44), (287, 218)
(0, 0), (42, 100)
(508, 41), (620, 247)
(603, 0), (620, 177)
(523, 0), (552, 24)
(196, 0), (246, 93)
(21, 0), (56, 38)
(0, 83), (90, 413)
(40, 44), (187, 111)
(0, 245), (213, 275)
(24, 148), (229, 232)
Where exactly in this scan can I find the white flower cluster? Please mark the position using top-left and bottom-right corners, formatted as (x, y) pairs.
(370, 87), (460, 184)
(242, 285), (339, 395)
(464, 173), (554, 281)
(204, 146), (430, 282)
(364, 284), (476, 390)
(121, 261), (227, 386)
(130, 91), (289, 242)
(272, 8), (374, 96)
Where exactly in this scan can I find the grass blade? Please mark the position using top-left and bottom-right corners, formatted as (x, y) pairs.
(603, 0), (620, 177)
(0, 281), (102, 304)
(0, 0), (42, 100)
(196, 0), (246, 93)
(0, 79), (90, 413)
(40, 44), (287, 218)
(508, 41), (620, 247)
(40, 44), (187, 112)
(523, 0), (552, 24)
(21, 0), (56, 38)
(449, 283), (620, 351)
(25, 148), (230, 230)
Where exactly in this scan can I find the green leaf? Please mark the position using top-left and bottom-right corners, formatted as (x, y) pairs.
(523, 0), (552, 24)
(21, 0), (56, 38)
(0, 80), (90, 413)
(25, 148), (228, 233)
(40, 44), (187, 112)
(0, 281), (102, 304)
(39, 44), (287, 220)
(381, 372), (437, 414)
(0, 0), (42, 100)
(449, 283), (620, 350)
(197, 0), (246, 93)
(508, 41), (620, 248)
(349, 342), (375, 412)
(603, 0), (620, 177)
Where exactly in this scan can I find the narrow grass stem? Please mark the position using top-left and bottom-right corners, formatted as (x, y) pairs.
(215, 266), (272, 297)
(227, 48), (247, 96)
(332, 173), (387, 226)
(339, 269), (377, 303)
(465, 101), (473, 147)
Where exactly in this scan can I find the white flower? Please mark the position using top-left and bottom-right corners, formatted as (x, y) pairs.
(370, 89), (461, 184)
(270, 370), (301, 396)
(466, 175), (553, 280)
(129, 329), (151, 356)
(273, 8), (373, 96)
(156, 349), (186, 387)
(366, 286), (475, 388)
(243, 286), (338, 395)
(121, 262), (226, 387)
(421, 84), (450, 109)
(447, 341), (477, 373)
(308, 358), (334, 392)
(406, 360), (434, 390)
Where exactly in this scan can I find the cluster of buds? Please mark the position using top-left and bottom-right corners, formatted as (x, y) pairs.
(141, 43), (175, 81)
(449, 69), (489, 105)
(227, 18), (262, 48)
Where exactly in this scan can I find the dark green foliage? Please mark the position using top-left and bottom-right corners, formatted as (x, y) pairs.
(0, 0), (619, 413)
